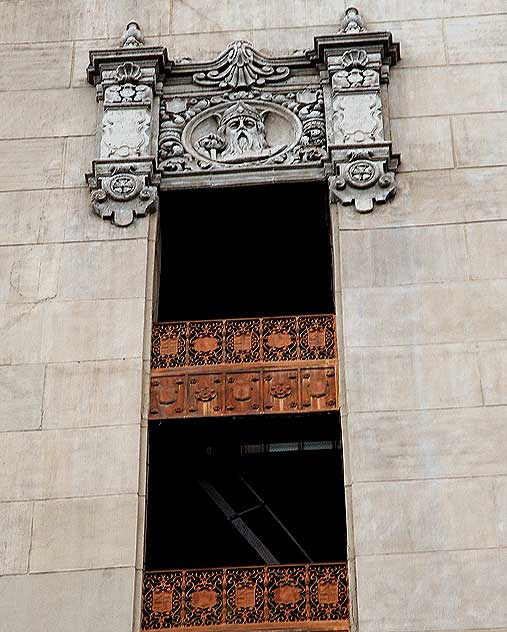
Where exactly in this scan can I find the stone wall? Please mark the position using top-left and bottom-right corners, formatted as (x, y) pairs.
(0, 1), (506, 632)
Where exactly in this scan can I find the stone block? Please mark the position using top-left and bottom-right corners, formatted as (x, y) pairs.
(345, 343), (483, 412)
(0, 42), (73, 90)
(0, 302), (44, 365)
(30, 495), (138, 572)
(0, 89), (96, 139)
(0, 426), (139, 501)
(0, 244), (61, 303)
(337, 166), (507, 229)
(0, 138), (63, 191)
(41, 298), (145, 362)
(43, 359), (142, 429)
(348, 406), (507, 482)
(389, 64), (507, 118)
(352, 477), (498, 555)
(370, 19), (446, 67)
(340, 224), (468, 288)
(343, 280), (507, 347)
(453, 112), (507, 168)
(478, 341), (507, 406)
(0, 501), (32, 574)
(0, 364), (45, 432)
(58, 240), (148, 300)
(391, 116), (454, 172)
(0, 567), (135, 632)
(495, 477), (507, 547)
(352, 0), (507, 21)
(356, 549), (507, 632)
(62, 135), (96, 188)
(466, 221), (507, 280)
(445, 14), (507, 64)
(0, 0), (170, 43)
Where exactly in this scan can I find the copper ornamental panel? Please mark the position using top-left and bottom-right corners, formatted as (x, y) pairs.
(150, 315), (338, 420)
(142, 563), (349, 632)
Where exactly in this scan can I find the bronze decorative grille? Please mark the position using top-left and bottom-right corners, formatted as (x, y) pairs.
(150, 315), (338, 419)
(142, 563), (349, 631)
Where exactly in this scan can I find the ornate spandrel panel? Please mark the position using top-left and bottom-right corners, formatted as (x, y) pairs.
(150, 315), (338, 420)
(142, 563), (349, 632)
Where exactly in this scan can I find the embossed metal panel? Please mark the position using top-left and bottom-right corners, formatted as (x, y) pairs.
(142, 563), (349, 631)
(150, 315), (338, 420)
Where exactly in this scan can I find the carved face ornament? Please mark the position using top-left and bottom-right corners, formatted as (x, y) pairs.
(218, 103), (268, 158)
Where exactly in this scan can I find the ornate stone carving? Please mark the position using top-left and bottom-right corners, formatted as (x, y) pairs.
(193, 40), (290, 90)
(339, 6), (366, 34)
(87, 163), (159, 227)
(86, 23), (168, 226)
(159, 88), (326, 172)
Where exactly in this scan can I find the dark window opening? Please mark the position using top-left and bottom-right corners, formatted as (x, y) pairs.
(157, 181), (334, 322)
(145, 412), (346, 571)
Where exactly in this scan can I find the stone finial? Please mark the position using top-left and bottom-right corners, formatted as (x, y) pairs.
(120, 21), (145, 47)
(339, 7), (366, 34)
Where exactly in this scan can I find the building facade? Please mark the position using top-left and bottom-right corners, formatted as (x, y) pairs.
(0, 2), (506, 632)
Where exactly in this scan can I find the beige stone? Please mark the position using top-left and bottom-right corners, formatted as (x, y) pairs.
(466, 221), (507, 280)
(495, 477), (507, 547)
(0, 89), (96, 140)
(352, 0), (507, 21)
(337, 166), (507, 230)
(389, 64), (507, 118)
(0, 244), (61, 303)
(43, 359), (142, 429)
(356, 549), (507, 632)
(352, 477), (498, 555)
(345, 343), (483, 412)
(0, 501), (32, 574)
(340, 224), (468, 288)
(453, 112), (507, 168)
(0, 364), (45, 432)
(41, 298), (145, 363)
(0, 567), (135, 632)
(0, 0), (170, 43)
(31, 495), (138, 572)
(343, 280), (507, 347)
(477, 341), (507, 406)
(62, 135), (96, 188)
(445, 14), (507, 64)
(348, 406), (507, 482)
(58, 240), (148, 300)
(391, 116), (454, 172)
(0, 302), (44, 365)
(370, 19), (446, 67)
(0, 138), (63, 191)
(0, 426), (139, 501)
(0, 42), (73, 90)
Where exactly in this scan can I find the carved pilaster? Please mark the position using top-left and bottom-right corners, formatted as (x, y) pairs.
(314, 7), (400, 212)
(85, 24), (170, 226)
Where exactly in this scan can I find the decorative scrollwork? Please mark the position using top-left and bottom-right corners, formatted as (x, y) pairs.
(142, 563), (349, 631)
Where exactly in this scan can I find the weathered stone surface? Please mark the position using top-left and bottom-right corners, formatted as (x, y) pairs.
(343, 280), (507, 347)
(0, 426), (139, 501)
(344, 343), (483, 412)
(389, 64), (507, 118)
(0, 364), (45, 431)
(0, 138), (63, 191)
(41, 298), (145, 362)
(43, 359), (142, 428)
(0, 90), (96, 139)
(63, 135), (96, 188)
(0, 501), (32, 574)
(337, 166), (507, 229)
(0, 42), (73, 90)
(0, 244), (61, 303)
(370, 19), (446, 67)
(352, 0), (507, 21)
(356, 549), (507, 632)
(445, 14), (507, 64)
(340, 224), (468, 288)
(0, 302), (44, 365)
(31, 495), (138, 572)
(348, 406), (507, 482)
(352, 477), (499, 555)
(477, 341), (507, 406)
(495, 477), (507, 547)
(58, 240), (148, 300)
(466, 221), (507, 280)
(391, 116), (454, 172)
(0, 567), (135, 632)
(453, 112), (507, 168)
